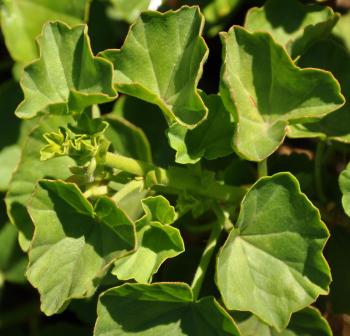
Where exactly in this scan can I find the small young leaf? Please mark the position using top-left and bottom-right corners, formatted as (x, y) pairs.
(245, 0), (339, 58)
(112, 196), (184, 283)
(216, 173), (331, 330)
(16, 21), (117, 119)
(236, 306), (332, 336)
(6, 115), (74, 251)
(26, 180), (135, 315)
(101, 6), (208, 128)
(220, 26), (344, 161)
(1, 0), (91, 64)
(94, 283), (241, 336)
(168, 93), (234, 164)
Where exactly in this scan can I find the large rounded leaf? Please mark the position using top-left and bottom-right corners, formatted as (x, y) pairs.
(1, 0), (91, 64)
(219, 26), (344, 161)
(288, 39), (350, 143)
(26, 180), (135, 315)
(16, 21), (117, 119)
(245, 0), (339, 58)
(216, 173), (331, 330)
(94, 283), (241, 336)
(101, 6), (208, 128)
(236, 307), (332, 336)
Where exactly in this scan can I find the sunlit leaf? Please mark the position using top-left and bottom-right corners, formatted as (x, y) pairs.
(101, 6), (208, 128)
(220, 26), (344, 161)
(216, 173), (331, 330)
(1, 0), (91, 64)
(26, 180), (135, 315)
(95, 283), (241, 336)
(16, 21), (117, 119)
(245, 0), (339, 58)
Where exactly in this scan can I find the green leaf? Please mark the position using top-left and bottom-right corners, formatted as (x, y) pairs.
(203, 0), (241, 24)
(26, 179), (135, 315)
(94, 282), (241, 336)
(0, 80), (25, 191)
(216, 173), (331, 330)
(236, 307), (332, 336)
(111, 180), (149, 221)
(105, 115), (152, 162)
(16, 21), (117, 119)
(101, 6), (208, 128)
(0, 145), (21, 192)
(244, 0), (339, 58)
(332, 11), (350, 52)
(0, 0), (91, 64)
(168, 93), (234, 164)
(0, 222), (27, 287)
(288, 39), (350, 142)
(107, 0), (163, 23)
(6, 115), (74, 251)
(340, 162), (350, 217)
(219, 26), (344, 161)
(112, 196), (184, 283)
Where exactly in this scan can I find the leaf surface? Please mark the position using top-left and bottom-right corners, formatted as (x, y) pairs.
(236, 307), (332, 336)
(16, 21), (117, 119)
(288, 39), (350, 142)
(168, 93), (234, 164)
(0, 222), (26, 288)
(26, 180), (135, 315)
(1, 0), (90, 63)
(220, 26), (344, 161)
(216, 173), (331, 330)
(101, 6), (208, 128)
(244, 0), (338, 58)
(5, 115), (74, 251)
(112, 196), (184, 283)
(105, 115), (152, 162)
(94, 282), (241, 336)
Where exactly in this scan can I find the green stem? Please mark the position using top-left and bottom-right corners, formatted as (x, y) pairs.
(105, 152), (247, 203)
(257, 159), (268, 178)
(315, 141), (327, 204)
(105, 152), (154, 176)
(191, 207), (225, 300)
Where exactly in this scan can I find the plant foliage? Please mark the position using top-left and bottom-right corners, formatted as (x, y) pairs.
(1, 0), (350, 335)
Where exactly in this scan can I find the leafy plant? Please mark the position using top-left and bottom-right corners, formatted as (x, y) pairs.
(1, 0), (350, 335)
